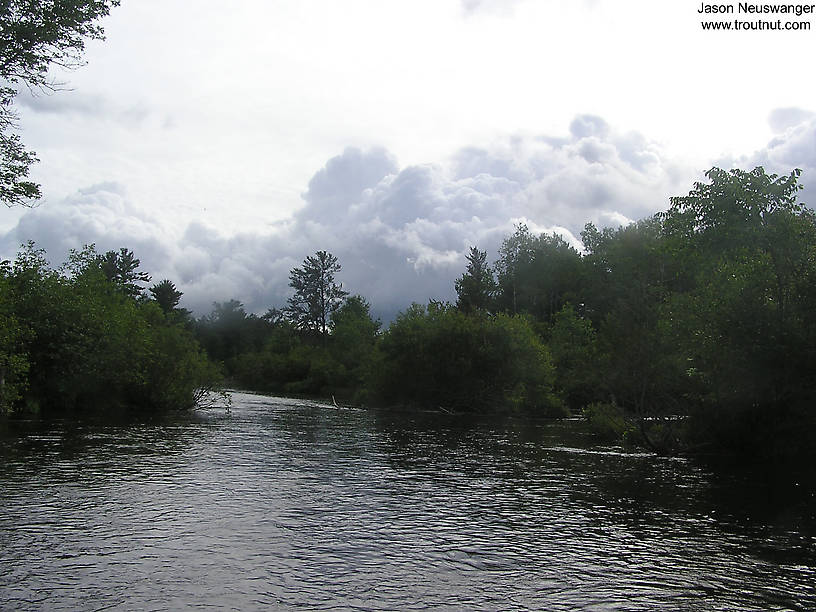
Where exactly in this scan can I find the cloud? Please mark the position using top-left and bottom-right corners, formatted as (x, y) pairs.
(569, 115), (610, 140)
(16, 90), (107, 117)
(0, 115), (723, 322)
(298, 146), (398, 224)
(1, 182), (174, 275)
(735, 108), (816, 206)
(767, 107), (815, 134)
(461, 0), (523, 16)
(16, 89), (151, 125)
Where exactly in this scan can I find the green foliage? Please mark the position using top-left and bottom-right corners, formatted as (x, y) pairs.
(330, 295), (380, 400)
(582, 402), (634, 444)
(430, 165), (816, 459)
(149, 279), (184, 314)
(663, 167), (803, 242)
(0, 242), (220, 415)
(0, 123), (39, 206)
(198, 301), (277, 387)
(581, 217), (687, 418)
(138, 304), (223, 411)
(0, 262), (29, 411)
(373, 302), (562, 415)
(548, 304), (600, 411)
(659, 167), (816, 459)
(495, 223), (536, 315)
(0, 0), (120, 206)
(98, 247), (151, 298)
(494, 224), (583, 321)
(214, 294), (380, 403)
(455, 247), (496, 313)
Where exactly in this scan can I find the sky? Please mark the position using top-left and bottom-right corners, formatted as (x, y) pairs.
(3, 0), (816, 320)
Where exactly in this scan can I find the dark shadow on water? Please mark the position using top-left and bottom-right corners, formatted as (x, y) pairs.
(370, 406), (816, 567)
(0, 409), (225, 483)
(696, 456), (816, 566)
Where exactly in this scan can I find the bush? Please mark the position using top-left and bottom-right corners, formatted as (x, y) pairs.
(1, 243), (222, 415)
(372, 303), (562, 415)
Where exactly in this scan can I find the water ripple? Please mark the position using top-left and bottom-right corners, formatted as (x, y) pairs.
(0, 393), (814, 610)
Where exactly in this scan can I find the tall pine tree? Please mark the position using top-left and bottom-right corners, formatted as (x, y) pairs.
(286, 251), (348, 339)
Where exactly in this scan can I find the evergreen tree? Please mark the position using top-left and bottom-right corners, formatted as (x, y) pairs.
(149, 279), (183, 315)
(455, 247), (496, 314)
(98, 248), (151, 298)
(286, 251), (348, 338)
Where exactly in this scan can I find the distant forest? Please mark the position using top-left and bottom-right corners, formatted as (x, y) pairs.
(3, 165), (815, 462)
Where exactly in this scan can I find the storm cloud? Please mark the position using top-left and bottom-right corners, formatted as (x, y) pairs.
(4, 113), (812, 322)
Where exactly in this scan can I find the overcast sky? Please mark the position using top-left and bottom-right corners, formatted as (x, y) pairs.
(3, 0), (816, 320)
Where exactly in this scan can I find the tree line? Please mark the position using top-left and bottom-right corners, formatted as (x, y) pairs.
(1, 165), (813, 461)
(194, 166), (816, 462)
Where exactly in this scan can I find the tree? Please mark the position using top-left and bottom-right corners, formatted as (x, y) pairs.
(0, 0), (120, 206)
(493, 225), (583, 321)
(548, 304), (600, 411)
(330, 295), (380, 397)
(2, 242), (220, 414)
(331, 295), (380, 351)
(580, 217), (685, 421)
(149, 279), (183, 315)
(660, 167), (816, 458)
(494, 223), (536, 314)
(455, 247), (496, 314)
(0, 259), (29, 411)
(97, 248), (151, 298)
(286, 250), (348, 338)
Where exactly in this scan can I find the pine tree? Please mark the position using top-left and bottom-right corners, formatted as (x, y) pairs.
(455, 247), (496, 314)
(286, 251), (348, 338)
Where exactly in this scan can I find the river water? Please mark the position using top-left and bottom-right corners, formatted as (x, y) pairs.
(1, 392), (814, 611)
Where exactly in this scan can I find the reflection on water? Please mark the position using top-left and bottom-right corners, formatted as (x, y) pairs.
(1, 392), (814, 610)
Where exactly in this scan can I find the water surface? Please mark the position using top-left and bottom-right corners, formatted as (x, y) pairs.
(1, 392), (814, 610)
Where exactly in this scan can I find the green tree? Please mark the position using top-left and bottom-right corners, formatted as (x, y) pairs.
(373, 302), (561, 414)
(4, 242), (220, 414)
(494, 223), (536, 314)
(661, 167), (816, 458)
(548, 304), (600, 411)
(198, 300), (251, 362)
(286, 250), (348, 338)
(580, 217), (686, 421)
(455, 247), (496, 314)
(494, 225), (583, 322)
(0, 260), (28, 412)
(330, 295), (380, 399)
(228, 317), (300, 392)
(150, 279), (183, 315)
(98, 248), (151, 298)
(0, 0), (120, 206)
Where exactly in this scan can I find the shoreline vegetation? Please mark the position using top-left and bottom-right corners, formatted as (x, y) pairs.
(4, 166), (813, 464)
(193, 166), (816, 464)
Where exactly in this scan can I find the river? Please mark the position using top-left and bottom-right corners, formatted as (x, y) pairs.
(1, 392), (814, 610)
